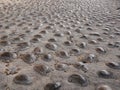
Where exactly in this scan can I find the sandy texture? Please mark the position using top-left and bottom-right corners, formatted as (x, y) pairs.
(0, 0), (120, 90)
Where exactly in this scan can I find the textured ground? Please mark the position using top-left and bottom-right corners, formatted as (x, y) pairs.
(0, 0), (120, 90)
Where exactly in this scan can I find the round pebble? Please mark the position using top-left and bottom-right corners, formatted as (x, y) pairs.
(79, 42), (87, 48)
(42, 54), (52, 62)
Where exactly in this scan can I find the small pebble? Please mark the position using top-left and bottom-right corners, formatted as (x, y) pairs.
(89, 40), (97, 44)
(42, 54), (52, 62)
(45, 43), (57, 51)
(48, 38), (57, 42)
(79, 42), (87, 48)
(64, 41), (72, 46)
(65, 31), (72, 35)
(79, 53), (98, 63)
(30, 38), (40, 43)
(89, 32), (100, 36)
(17, 42), (30, 50)
(21, 53), (36, 64)
(96, 47), (106, 54)
(34, 34), (43, 38)
(34, 64), (51, 75)
(74, 62), (88, 72)
(44, 82), (61, 90)
(54, 33), (64, 37)
(75, 29), (81, 33)
(55, 63), (68, 71)
(69, 48), (81, 56)
(97, 37), (104, 41)
(57, 51), (69, 58)
(32, 47), (43, 55)
(80, 34), (89, 39)
(40, 30), (48, 34)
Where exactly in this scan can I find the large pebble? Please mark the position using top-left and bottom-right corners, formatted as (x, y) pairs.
(0, 52), (17, 62)
(106, 62), (120, 69)
(68, 74), (88, 86)
(97, 70), (113, 79)
(13, 74), (32, 85)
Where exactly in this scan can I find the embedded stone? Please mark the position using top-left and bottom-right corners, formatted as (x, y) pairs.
(96, 85), (112, 90)
(13, 74), (32, 85)
(48, 38), (57, 42)
(68, 74), (88, 86)
(42, 54), (52, 62)
(54, 33), (64, 37)
(64, 41), (72, 46)
(21, 53), (36, 64)
(74, 62), (88, 72)
(17, 42), (30, 50)
(45, 43), (57, 51)
(44, 82), (61, 90)
(57, 51), (69, 58)
(69, 48), (81, 56)
(106, 62), (120, 69)
(0, 40), (11, 46)
(55, 63), (68, 71)
(79, 42), (87, 48)
(97, 70), (114, 79)
(34, 64), (51, 75)
(0, 52), (17, 62)
(32, 47), (43, 55)
(96, 47), (106, 54)
(30, 38), (40, 43)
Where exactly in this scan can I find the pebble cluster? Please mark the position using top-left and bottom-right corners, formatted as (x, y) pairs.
(0, 0), (120, 90)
